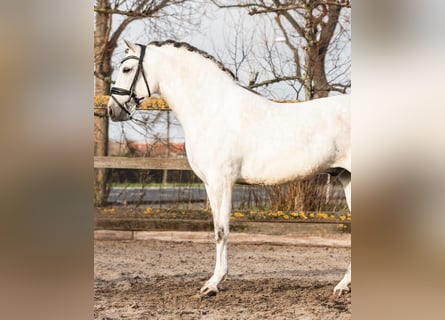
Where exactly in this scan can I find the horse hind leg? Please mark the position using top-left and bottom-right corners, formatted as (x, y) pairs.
(334, 169), (352, 295)
(338, 169), (351, 211)
(334, 262), (351, 295)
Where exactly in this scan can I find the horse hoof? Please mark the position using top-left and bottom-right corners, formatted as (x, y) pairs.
(333, 284), (350, 296)
(200, 285), (218, 297)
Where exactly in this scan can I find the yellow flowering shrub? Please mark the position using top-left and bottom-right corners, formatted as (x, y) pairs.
(225, 210), (350, 222)
(94, 95), (110, 107)
(298, 211), (307, 219)
(94, 95), (171, 110)
(316, 212), (329, 219)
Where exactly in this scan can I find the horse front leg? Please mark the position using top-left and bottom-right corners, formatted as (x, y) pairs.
(200, 180), (233, 296)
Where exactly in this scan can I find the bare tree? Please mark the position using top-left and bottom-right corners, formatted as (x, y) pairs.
(94, 0), (202, 95)
(212, 0), (351, 100)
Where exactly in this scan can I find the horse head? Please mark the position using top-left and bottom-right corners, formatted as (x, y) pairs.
(107, 40), (153, 121)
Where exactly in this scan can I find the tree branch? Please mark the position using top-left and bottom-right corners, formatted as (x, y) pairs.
(329, 81), (351, 93)
(211, 0), (350, 15)
(94, 0), (174, 18)
(275, 15), (302, 79)
(94, 71), (115, 85)
(279, 9), (305, 38)
(248, 75), (301, 89)
(94, 6), (154, 18)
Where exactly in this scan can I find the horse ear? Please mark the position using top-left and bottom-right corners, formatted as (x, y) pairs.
(124, 39), (136, 52)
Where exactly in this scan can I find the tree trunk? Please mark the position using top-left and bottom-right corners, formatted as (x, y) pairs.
(307, 45), (330, 99)
(94, 103), (109, 206)
(303, 3), (341, 100)
(94, 0), (112, 206)
(313, 4), (341, 99)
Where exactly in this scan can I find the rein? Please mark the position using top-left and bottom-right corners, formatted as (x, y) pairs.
(110, 44), (151, 117)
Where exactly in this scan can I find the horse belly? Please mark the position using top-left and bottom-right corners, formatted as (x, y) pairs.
(238, 152), (333, 185)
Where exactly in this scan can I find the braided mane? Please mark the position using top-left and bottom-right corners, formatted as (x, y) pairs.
(148, 40), (237, 81)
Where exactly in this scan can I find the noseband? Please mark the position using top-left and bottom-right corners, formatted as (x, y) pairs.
(110, 44), (151, 117)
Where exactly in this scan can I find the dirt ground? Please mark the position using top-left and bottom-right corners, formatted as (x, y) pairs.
(94, 237), (351, 319)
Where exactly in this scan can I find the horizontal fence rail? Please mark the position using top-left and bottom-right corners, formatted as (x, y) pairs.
(94, 156), (191, 170)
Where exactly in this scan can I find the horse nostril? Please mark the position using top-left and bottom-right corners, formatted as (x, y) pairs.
(108, 108), (113, 117)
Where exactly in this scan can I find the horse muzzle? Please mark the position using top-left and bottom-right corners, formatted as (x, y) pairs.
(108, 98), (133, 122)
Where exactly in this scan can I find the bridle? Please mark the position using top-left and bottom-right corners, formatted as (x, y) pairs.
(110, 44), (151, 118)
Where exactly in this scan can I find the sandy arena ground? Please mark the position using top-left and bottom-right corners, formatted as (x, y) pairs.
(94, 235), (351, 319)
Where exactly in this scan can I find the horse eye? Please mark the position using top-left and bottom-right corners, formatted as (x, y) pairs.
(123, 67), (131, 73)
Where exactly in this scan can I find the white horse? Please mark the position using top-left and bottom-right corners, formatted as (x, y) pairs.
(108, 40), (351, 296)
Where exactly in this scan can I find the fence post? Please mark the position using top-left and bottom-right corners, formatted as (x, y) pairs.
(94, 96), (110, 206)
(162, 110), (171, 184)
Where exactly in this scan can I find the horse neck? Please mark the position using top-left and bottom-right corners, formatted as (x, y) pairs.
(148, 46), (239, 130)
